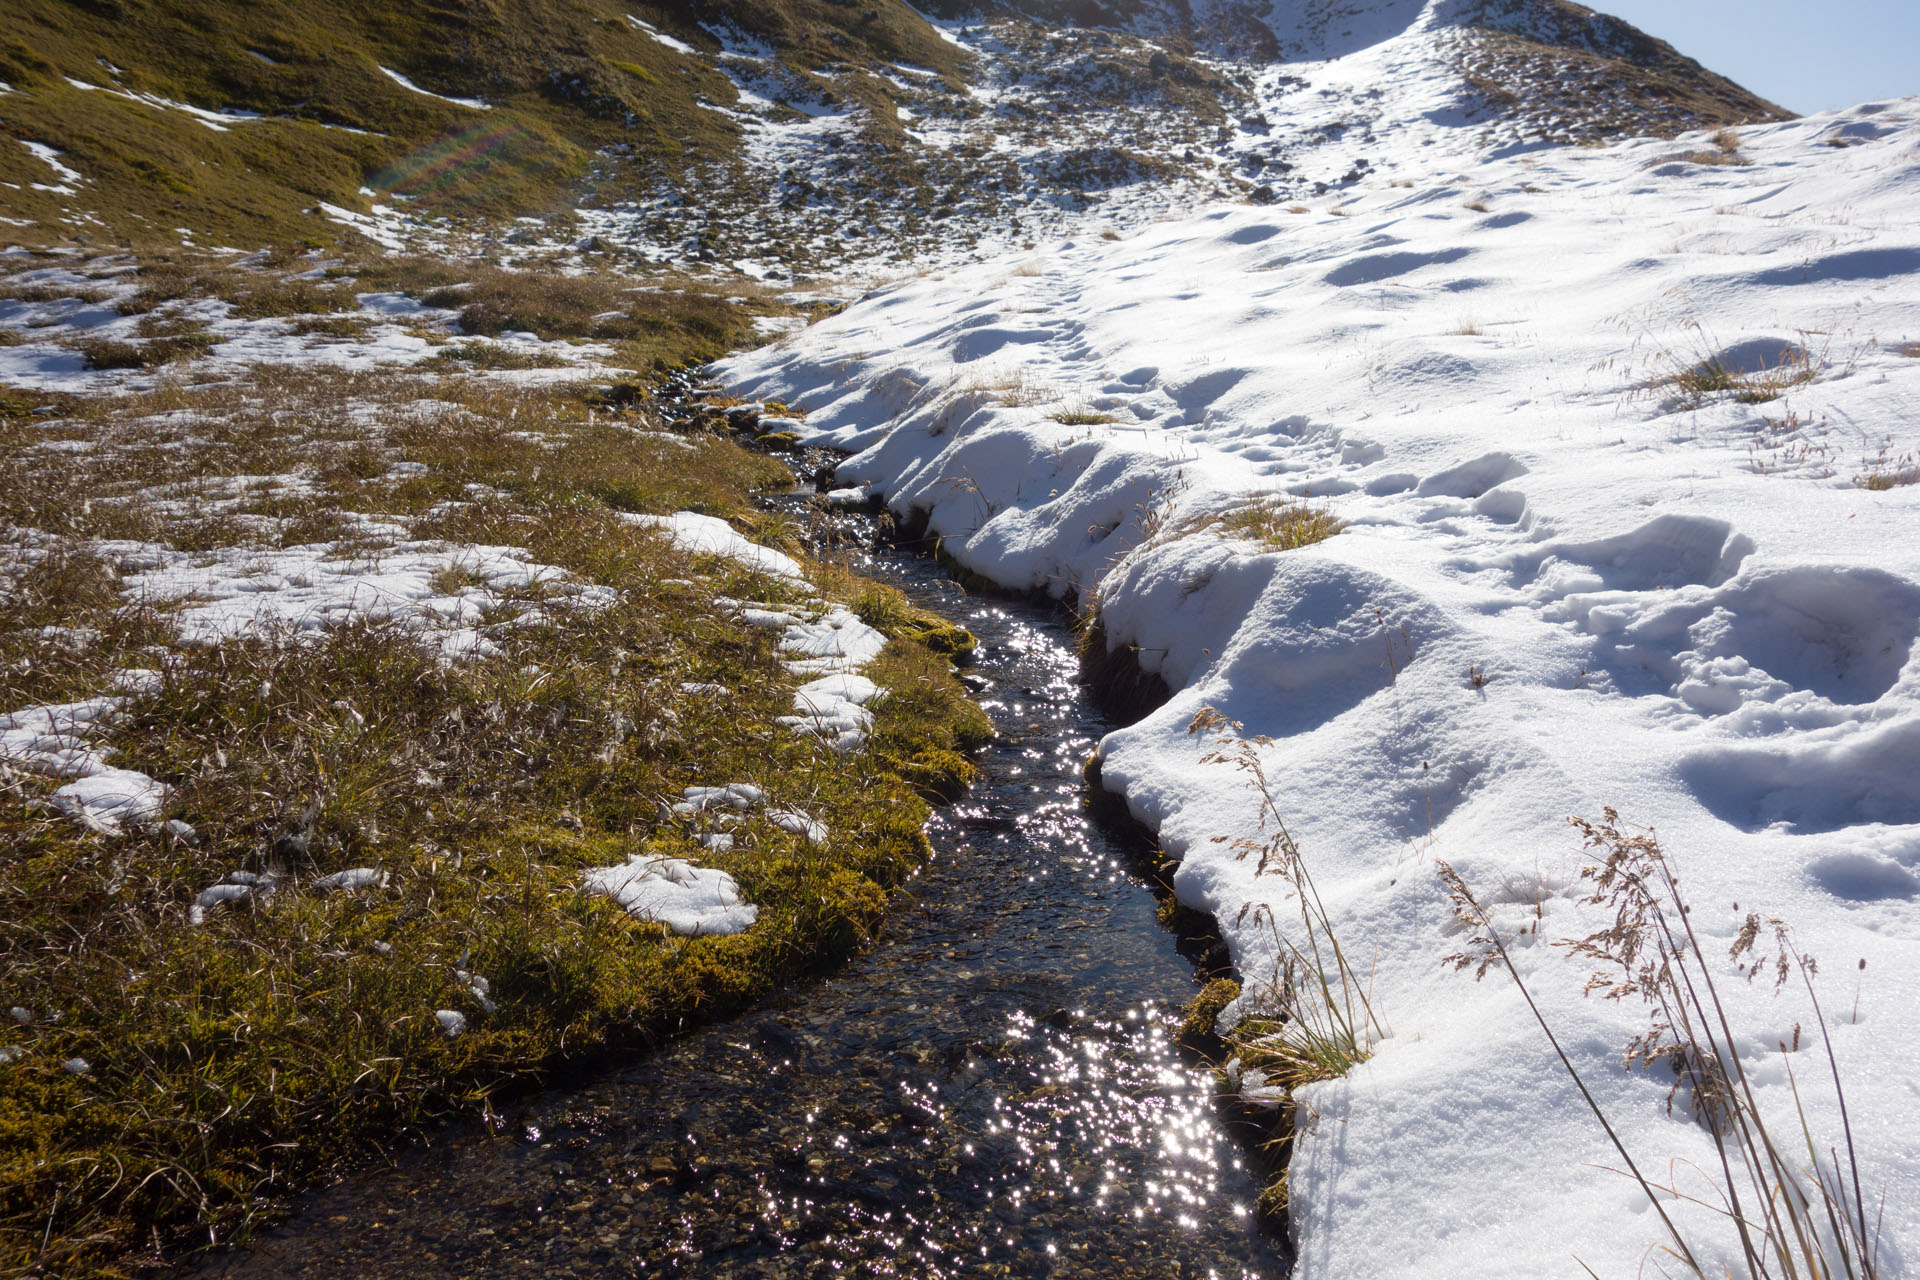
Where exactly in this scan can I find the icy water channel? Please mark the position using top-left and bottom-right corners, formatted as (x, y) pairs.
(193, 498), (1287, 1280)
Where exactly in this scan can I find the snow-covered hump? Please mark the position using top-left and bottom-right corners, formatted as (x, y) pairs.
(716, 97), (1920, 1277)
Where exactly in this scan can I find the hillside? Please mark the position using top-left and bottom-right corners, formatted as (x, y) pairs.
(0, 0), (1786, 271)
(717, 89), (1920, 1278)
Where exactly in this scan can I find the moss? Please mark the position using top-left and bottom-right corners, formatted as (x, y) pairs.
(1177, 977), (1241, 1060)
(846, 581), (976, 661)
(1076, 612), (1173, 721)
(897, 613), (977, 659)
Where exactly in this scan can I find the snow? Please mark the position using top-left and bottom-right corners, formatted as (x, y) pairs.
(115, 90), (262, 131)
(0, 694), (170, 832)
(117, 537), (598, 660)
(581, 516), (895, 924)
(583, 855), (759, 935)
(375, 66), (491, 111)
(311, 867), (385, 892)
(625, 510), (808, 581)
(671, 783), (764, 816)
(189, 879), (267, 926)
(767, 808), (828, 847)
(717, 92), (1920, 1279)
(625, 15), (698, 56)
(779, 671), (882, 753)
(708, 591), (889, 741)
(0, 253), (612, 394)
(318, 200), (411, 252)
(0, 521), (612, 836)
(776, 605), (888, 676)
(19, 142), (83, 194)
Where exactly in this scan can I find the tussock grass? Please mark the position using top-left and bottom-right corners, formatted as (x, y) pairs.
(118, 260), (351, 320)
(1853, 453), (1920, 490)
(0, 333), (985, 1272)
(1650, 324), (1825, 409)
(77, 330), (217, 371)
(1659, 147), (1751, 168)
(1212, 494), (1343, 552)
(1667, 350), (1814, 405)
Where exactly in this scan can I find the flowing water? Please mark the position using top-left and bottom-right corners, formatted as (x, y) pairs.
(193, 491), (1287, 1280)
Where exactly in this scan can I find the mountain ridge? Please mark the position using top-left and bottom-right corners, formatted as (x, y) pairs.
(0, 0), (1786, 270)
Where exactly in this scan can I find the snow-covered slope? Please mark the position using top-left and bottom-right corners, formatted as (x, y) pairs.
(568, 0), (1782, 276)
(717, 93), (1920, 1276)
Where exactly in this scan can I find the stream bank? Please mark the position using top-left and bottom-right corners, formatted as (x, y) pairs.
(188, 471), (1289, 1280)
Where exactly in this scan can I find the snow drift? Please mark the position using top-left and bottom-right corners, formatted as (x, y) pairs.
(718, 80), (1920, 1279)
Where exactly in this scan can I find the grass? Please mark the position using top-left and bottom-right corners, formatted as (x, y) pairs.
(1188, 708), (1383, 1219)
(0, 301), (988, 1273)
(5, 247), (787, 383)
(955, 364), (1058, 410)
(1446, 16), (1788, 149)
(1853, 448), (1920, 490)
(1440, 810), (1884, 1279)
(1212, 494), (1343, 553)
(77, 329), (217, 371)
(1652, 325), (1823, 409)
(1047, 394), (1120, 427)
(0, 0), (967, 252)
(1667, 352), (1812, 405)
(1657, 126), (1752, 168)
(1659, 126), (1750, 168)
(844, 579), (978, 664)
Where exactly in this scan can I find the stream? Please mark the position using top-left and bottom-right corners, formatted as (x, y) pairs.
(192, 483), (1288, 1280)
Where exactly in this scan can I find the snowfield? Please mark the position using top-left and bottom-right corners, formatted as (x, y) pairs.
(718, 94), (1920, 1277)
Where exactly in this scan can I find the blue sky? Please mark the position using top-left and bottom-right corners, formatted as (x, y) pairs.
(1594, 0), (1920, 115)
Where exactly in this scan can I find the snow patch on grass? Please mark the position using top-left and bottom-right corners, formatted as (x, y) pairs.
(375, 65), (491, 111)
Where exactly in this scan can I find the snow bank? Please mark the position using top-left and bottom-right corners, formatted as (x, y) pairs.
(717, 96), (1920, 1277)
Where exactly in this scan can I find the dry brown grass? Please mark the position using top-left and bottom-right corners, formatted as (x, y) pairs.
(0, 348), (988, 1274)
(1443, 811), (1884, 1280)
(1210, 494), (1343, 552)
